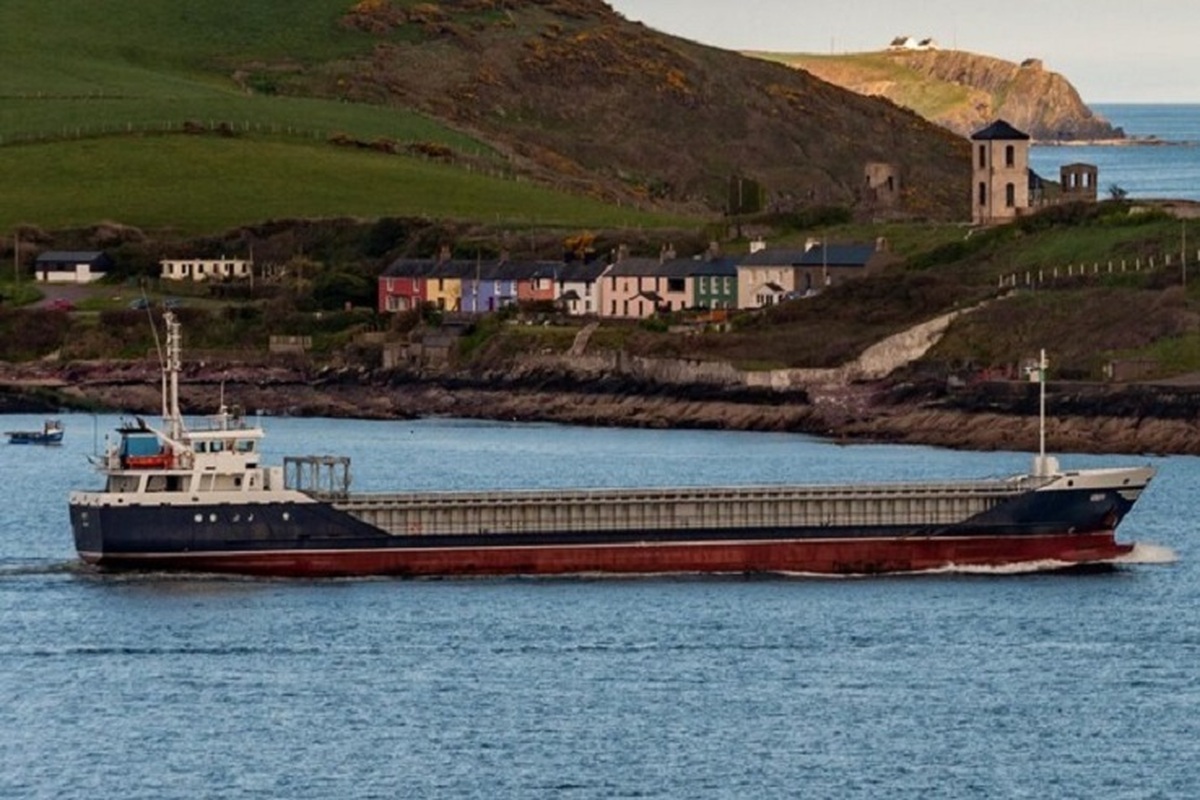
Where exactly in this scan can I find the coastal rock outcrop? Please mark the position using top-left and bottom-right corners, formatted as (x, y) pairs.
(4, 359), (1200, 456)
(776, 49), (1121, 141)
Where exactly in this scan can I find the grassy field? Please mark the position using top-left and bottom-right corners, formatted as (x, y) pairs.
(0, 96), (493, 155)
(0, 136), (691, 234)
(0, 0), (374, 96)
(0, 0), (699, 234)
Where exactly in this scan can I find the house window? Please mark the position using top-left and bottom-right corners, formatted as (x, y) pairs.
(978, 144), (986, 168)
(1005, 182), (1016, 207)
(1005, 145), (1015, 168)
(978, 182), (987, 206)
(667, 277), (685, 293)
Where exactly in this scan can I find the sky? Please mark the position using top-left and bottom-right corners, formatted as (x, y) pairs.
(605, 0), (1197, 103)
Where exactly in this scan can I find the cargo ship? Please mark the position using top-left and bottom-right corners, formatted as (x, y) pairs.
(69, 314), (1154, 577)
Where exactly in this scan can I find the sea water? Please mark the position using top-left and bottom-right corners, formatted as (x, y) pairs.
(1030, 103), (1200, 201)
(1, 414), (1197, 798)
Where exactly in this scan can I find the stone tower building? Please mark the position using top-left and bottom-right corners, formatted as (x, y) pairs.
(970, 119), (1031, 225)
(1060, 162), (1099, 202)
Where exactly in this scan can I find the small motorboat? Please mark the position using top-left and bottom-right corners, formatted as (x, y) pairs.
(6, 419), (64, 445)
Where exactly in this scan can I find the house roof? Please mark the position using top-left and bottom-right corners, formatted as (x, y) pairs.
(738, 248), (809, 267)
(383, 257), (609, 282)
(382, 258), (444, 278)
(971, 119), (1030, 141)
(796, 244), (877, 268)
(661, 256), (739, 277)
(606, 257), (686, 278)
(35, 250), (110, 266)
(556, 260), (609, 282)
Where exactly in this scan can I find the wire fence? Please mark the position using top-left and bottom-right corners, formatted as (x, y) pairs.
(0, 118), (516, 177)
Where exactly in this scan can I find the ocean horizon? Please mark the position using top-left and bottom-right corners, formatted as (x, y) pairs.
(1030, 103), (1200, 201)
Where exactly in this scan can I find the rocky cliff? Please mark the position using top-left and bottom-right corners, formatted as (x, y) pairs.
(763, 49), (1121, 141)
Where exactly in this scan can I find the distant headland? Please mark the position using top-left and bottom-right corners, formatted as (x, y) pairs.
(749, 43), (1122, 142)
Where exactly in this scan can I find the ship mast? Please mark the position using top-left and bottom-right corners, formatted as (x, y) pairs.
(1032, 348), (1058, 477)
(164, 311), (183, 441)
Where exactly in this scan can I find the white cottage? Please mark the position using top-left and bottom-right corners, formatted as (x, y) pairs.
(161, 257), (252, 282)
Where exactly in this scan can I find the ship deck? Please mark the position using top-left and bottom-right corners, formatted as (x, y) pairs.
(330, 479), (1033, 538)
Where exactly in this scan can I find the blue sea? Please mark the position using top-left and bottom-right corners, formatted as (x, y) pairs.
(1030, 104), (1200, 201)
(1, 414), (1196, 798)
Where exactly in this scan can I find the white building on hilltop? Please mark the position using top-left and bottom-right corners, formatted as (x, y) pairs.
(887, 36), (939, 51)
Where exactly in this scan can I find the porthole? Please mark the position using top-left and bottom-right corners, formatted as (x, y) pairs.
(209, 513), (217, 523)
(282, 511), (290, 522)
(232, 513), (241, 523)
(194, 513), (203, 523)
(247, 513), (255, 523)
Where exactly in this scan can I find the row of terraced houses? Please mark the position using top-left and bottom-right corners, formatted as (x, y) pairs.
(377, 239), (897, 319)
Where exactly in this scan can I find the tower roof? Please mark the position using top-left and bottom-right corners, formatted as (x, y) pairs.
(970, 119), (1031, 141)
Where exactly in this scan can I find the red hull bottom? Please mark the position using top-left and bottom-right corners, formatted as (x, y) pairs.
(85, 532), (1135, 578)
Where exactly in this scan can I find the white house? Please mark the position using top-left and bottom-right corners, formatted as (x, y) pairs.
(34, 251), (112, 284)
(160, 257), (252, 282)
(887, 35), (938, 51)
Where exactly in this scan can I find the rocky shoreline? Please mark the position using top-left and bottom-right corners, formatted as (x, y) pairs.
(3, 359), (1200, 457)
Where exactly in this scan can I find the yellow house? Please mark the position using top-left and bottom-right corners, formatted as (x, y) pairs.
(425, 263), (464, 312)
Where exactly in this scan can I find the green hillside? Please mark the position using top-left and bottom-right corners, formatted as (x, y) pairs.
(0, 0), (974, 236)
(0, 0), (688, 233)
(0, 137), (677, 234)
(0, 0), (371, 94)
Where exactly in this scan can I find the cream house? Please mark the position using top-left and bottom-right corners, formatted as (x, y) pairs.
(161, 257), (252, 282)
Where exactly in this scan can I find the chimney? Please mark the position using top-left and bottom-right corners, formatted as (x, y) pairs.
(616, 243), (630, 262)
(438, 244), (451, 262)
(875, 236), (890, 252)
(749, 237), (767, 254)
